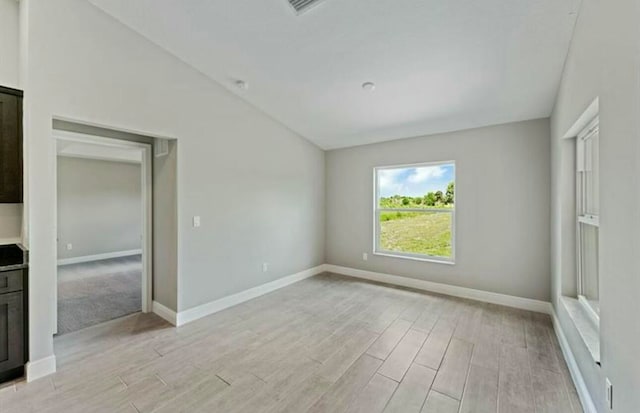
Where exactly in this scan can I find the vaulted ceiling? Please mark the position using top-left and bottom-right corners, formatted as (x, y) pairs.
(90, 0), (579, 149)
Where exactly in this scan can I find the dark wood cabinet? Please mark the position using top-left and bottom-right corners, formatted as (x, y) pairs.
(0, 86), (23, 203)
(0, 291), (24, 374)
(0, 267), (27, 383)
(0, 245), (28, 383)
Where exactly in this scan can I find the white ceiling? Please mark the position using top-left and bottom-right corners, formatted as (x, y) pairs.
(89, 0), (579, 149)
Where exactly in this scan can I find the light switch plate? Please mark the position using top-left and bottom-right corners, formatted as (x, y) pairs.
(192, 216), (201, 228)
(606, 378), (613, 410)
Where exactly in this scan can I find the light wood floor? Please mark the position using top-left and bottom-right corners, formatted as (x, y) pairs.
(0, 273), (582, 413)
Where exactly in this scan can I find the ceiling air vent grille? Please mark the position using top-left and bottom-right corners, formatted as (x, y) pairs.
(288, 0), (325, 14)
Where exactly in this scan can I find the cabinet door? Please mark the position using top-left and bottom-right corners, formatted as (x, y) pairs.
(0, 92), (23, 203)
(0, 292), (23, 372)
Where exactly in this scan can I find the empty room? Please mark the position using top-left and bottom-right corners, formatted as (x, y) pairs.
(0, 0), (638, 412)
(56, 137), (146, 334)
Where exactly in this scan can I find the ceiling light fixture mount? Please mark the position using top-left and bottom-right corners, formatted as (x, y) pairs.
(362, 82), (376, 92)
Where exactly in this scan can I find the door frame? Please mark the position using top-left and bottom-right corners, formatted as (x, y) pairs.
(52, 130), (153, 333)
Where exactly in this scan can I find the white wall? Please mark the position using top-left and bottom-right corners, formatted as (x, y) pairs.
(0, 0), (19, 88)
(0, 0), (23, 245)
(551, 0), (640, 411)
(326, 118), (551, 301)
(21, 0), (325, 365)
(57, 157), (142, 260)
(0, 204), (22, 243)
(152, 140), (178, 311)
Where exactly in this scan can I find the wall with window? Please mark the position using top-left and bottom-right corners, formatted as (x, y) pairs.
(326, 118), (550, 301)
(550, 0), (640, 411)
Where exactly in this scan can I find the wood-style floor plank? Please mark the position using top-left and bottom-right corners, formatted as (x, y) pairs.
(431, 338), (473, 400)
(383, 363), (436, 413)
(346, 373), (398, 413)
(459, 364), (499, 413)
(367, 319), (412, 360)
(421, 390), (460, 413)
(0, 273), (581, 413)
(377, 329), (428, 381)
(413, 319), (456, 370)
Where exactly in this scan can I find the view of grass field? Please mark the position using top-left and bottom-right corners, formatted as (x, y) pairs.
(379, 211), (453, 257)
(377, 164), (454, 258)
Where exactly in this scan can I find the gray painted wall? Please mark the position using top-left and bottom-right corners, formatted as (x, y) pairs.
(22, 0), (325, 362)
(0, 0), (19, 89)
(153, 140), (178, 311)
(550, 0), (640, 411)
(326, 118), (551, 301)
(0, 204), (22, 243)
(57, 157), (142, 259)
(0, 0), (22, 244)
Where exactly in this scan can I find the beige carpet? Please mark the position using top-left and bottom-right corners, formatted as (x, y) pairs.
(57, 255), (142, 335)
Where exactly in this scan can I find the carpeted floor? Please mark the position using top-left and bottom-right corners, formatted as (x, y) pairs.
(57, 255), (142, 335)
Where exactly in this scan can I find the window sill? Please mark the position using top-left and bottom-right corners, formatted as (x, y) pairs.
(373, 251), (455, 265)
(561, 296), (601, 365)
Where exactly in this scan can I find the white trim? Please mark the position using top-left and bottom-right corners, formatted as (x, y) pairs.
(141, 142), (153, 314)
(57, 152), (141, 165)
(175, 265), (326, 326)
(372, 252), (455, 265)
(563, 97), (599, 139)
(152, 301), (177, 326)
(550, 309), (598, 413)
(578, 215), (599, 227)
(324, 264), (551, 314)
(57, 249), (142, 266)
(26, 355), (56, 382)
(577, 295), (600, 328)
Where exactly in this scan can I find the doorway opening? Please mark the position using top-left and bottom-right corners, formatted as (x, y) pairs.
(53, 130), (153, 335)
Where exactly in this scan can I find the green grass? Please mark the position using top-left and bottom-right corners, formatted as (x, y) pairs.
(380, 212), (452, 258)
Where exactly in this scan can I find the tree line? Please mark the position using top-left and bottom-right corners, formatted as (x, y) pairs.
(380, 182), (454, 208)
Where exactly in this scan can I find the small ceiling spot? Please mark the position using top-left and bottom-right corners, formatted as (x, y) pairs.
(362, 82), (376, 92)
(235, 80), (249, 90)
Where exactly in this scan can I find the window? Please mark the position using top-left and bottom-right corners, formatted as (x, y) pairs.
(374, 162), (455, 263)
(576, 118), (599, 321)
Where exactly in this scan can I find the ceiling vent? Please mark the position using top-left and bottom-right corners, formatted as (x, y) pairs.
(288, 0), (325, 14)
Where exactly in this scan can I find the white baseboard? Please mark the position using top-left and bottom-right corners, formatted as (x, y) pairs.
(26, 355), (56, 382)
(57, 249), (142, 266)
(152, 301), (177, 326)
(551, 309), (598, 413)
(324, 264), (552, 314)
(174, 265), (325, 326)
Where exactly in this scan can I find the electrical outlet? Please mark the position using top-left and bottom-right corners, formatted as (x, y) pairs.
(192, 216), (201, 228)
(362, 253), (368, 261)
(66, 243), (73, 251)
(606, 378), (613, 410)
(262, 263), (269, 273)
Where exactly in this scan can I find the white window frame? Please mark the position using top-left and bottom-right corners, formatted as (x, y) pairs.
(373, 161), (456, 265)
(576, 116), (600, 325)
